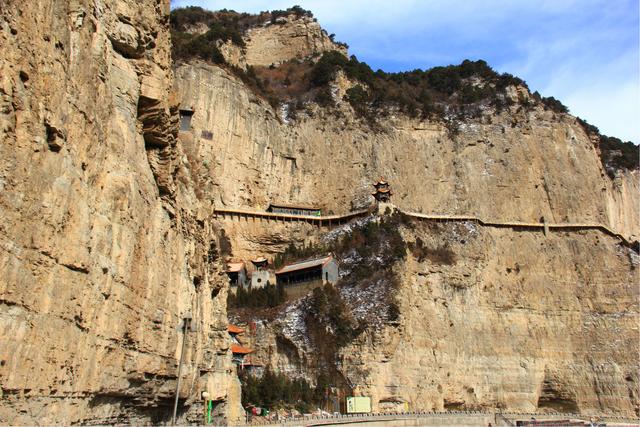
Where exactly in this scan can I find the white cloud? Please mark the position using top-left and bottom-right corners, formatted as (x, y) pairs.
(500, 26), (639, 141)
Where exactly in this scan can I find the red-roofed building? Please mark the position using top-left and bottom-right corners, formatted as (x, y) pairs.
(227, 324), (244, 334)
(228, 325), (254, 365)
(231, 344), (253, 355)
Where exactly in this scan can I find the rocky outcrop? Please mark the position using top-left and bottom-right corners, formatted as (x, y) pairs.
(242, 15), (346, 67)
(0, 1), (239, 425)
(217, 14), (348, 70)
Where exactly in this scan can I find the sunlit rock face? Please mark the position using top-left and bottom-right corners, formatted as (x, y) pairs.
(174, 61), (638, 245)
(342, 222), (638, 415)
(1, 2), (637, 424)
(0, 1), (239, 424)
(173, 16), (638, 419)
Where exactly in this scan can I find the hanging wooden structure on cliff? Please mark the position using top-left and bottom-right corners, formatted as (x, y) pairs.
(250, 257), (271, 289)
(266, 203), (322, 217)
(226, 262), (248, 290)
(372, 179), (392, 202)
(228, 325), (254, 365)
(275, 254), (338, 286)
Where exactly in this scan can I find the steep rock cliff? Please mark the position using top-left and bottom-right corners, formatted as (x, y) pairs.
(0, 1), (239, 424)
(342, 221), (638, 416)
(1, 1), (637, 424)
(226, 216), (638, 417)
(174, 62), (638, 244)
(172, 16), (638, 420)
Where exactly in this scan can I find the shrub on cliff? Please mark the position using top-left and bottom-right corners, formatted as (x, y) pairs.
(171, 31), (226, 64)
(577, 117), (639, 173)
(307, 283), (358, 347)
(170, 6), (215, 32)
(271, 5), (313, 23)
(308, 54), (533, 121)
(170, 7), (267, 64)
(310, 51), (348, 86)
(408, 237), (456, 265)
(537, 93), (569, 113)
(599, 136), (638, 171)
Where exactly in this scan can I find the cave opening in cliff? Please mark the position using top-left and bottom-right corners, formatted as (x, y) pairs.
(179, 108), (194, 132)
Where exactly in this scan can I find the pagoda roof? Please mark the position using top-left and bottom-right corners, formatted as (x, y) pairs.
(372, 188), (391, 194)
(228, 324), (244, 334)
(231, 344), (253, 355)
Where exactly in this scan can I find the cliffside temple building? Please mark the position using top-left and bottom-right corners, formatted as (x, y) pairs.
(275, 254), (338, 287)
(227, 325), (254, 366)
(266, 203), (321, 217)
(250, 257), (271, 289)
(372, 179), (392, 202)
(225, 262), (247, 290)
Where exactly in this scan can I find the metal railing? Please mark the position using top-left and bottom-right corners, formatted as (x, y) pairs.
(234, 409), (639, 426)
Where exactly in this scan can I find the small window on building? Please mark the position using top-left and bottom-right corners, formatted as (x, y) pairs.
(257, 278), (262, 283)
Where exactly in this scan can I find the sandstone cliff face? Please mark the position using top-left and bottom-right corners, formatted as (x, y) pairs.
(217, 14), (348, 71)
(173, 33), (638, 418)
(232, 219), (639, 417)
(174, 62), (639, 244)
(0, 1), (239, 424)
(341, 222), (638, 416)
(1, 1), (637, 423)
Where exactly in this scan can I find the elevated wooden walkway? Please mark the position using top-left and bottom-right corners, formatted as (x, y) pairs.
(213, 207), (371, 226)
(402, 212), (633, 246)
(213, 207), (635, 247)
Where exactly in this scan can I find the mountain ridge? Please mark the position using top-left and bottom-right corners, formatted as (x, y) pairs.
(170, 5), (638, 173)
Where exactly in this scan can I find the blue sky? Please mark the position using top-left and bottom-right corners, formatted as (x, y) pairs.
(171, 0), (639, 142)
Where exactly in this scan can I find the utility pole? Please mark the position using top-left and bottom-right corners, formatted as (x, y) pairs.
(172, 314), (192, 426)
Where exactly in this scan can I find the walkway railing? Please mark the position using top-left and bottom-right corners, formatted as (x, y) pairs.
(235, 410), (639, 426)
(402, 211), (633, 247)
(213, 206), (635, 248)
(213, 207), (372, 226)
